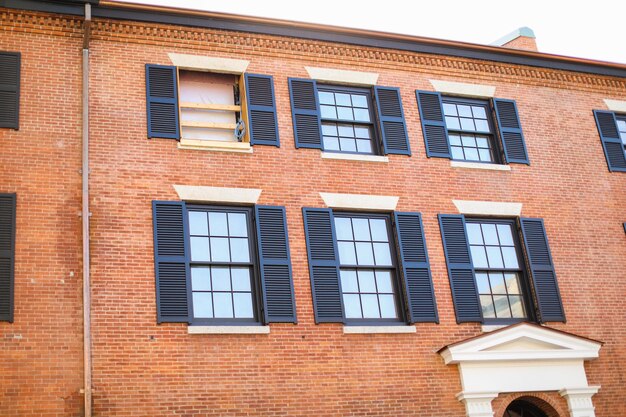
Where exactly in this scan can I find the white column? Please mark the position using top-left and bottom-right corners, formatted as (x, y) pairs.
(456, 392), (499, 417)
(559, 387), (600, 417)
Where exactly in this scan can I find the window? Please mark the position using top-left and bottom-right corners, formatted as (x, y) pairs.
(617, 115), (626, 152)
(188, 207), (257, 322)
(442, 97), (498, 163)
(592, 110), (626, 172)
(466, 219), (530, 322)
(318, 86), (378, 154)
(334, 214), (400, 321)
(152, 201), (296, 325)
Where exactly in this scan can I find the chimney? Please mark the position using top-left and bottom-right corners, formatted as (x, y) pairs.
(490, 27), (538, 52)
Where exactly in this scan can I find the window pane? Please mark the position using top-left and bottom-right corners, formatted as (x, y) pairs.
(353, 108), (370, 122)
(192, 293), (213, 318)
(230, 238), (250, 262)
(361, 294), (380, 318)
(481, 224), (499, 245)
(340, 270), (359, 292)
(211, 266), (231, 291)
(335, 93), (351, 106)
(320, 105), (337, 119)
(493, 295), (512, 318)
(464, 147), (479, 161)
(190, 237), (210, 261)
(189, 211), (208, 235)
(356, 139), (372, 154)
(334, 217), (354, 241)
(501, 246), (519, 269)
(339, 138), (357, 152)
(213, 293), (234, 318)
(352, 218), (371, 241)
(474, 119), (490, 132)
(478, 149), (492, 162)
(231, 267), (251, 291)
(322, 124), (338, 136)
(466, 223), (484, 245)
(351, 94), (368, 108)
(445, 116), (460, 130)
(373, 242), (392, 266)
(461, 135), (476, 147)
(379, 294), (397, 319)
(355, 242), (375, 265)
(472, 106), (487, 119)
(496, 224), (514, 245)
(354, 126), (371, 139)
(210, 237), (230, 262)
(323, 136), (340, 150)
(338, 124), (354, 137)
(505, 273), (520, 294)
(191, 267), (211, 291)
(375, 270), (393, 293)
(509, 295), (525, 318)
(476, 137), (489, 148)
(228, 213), (248, 237)
(449, 134), (462, 146)
(369, 219), (388, 242)
(488, 272), (506, 294)
(343, 294), (362, 318)
(475, 272), (490, 294)
(486, 246), (504, 268)
(338, 241), (357, 265)
(457, 105), (472, 117)
(480, 295), (496, 318)
(443, 103), (457, 116)
(460, 118), (475, 131)
(451, 146), (464, 160)
(208, 212), (228, 236)
(357, 270), (376, 292)
(233, 293), (254, 318)
(337, 107), (354, 120)
(470, 246), (488, 268)
(318, 91), (335, 105)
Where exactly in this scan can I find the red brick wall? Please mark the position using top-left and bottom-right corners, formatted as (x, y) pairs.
(2, 8), (626, 417)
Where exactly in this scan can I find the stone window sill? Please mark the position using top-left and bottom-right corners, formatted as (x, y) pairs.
(450, 160), (511, 171)
(321, 152), (389, 163)
(177, 138), (253, 154)
(343, 325), (416, 334)
(188, 325), (270, 334)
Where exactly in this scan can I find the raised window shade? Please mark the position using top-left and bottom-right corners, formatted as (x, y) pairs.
(179, 71), (239, 142)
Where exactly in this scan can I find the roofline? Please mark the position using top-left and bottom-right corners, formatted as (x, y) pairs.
(3, 0), (626, 78)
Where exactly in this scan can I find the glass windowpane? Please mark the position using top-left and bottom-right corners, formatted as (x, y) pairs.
(357, 270), (376, 293)
(476, 137), (489, 148)
(231, 267), (251, 291)
(213, 293), (234, 318)
(458, 105), (472, 117)
(343, 294), (362, 318)
(335, 93), (351, 106)
(354, 126), (371, 138)
(189, 211), (208, 235)
(481, 224), (499, 245)
(466, 223), (484, 245)
(230, 238), (250, 262)
(353, 108), (370, 122)
(443, 103), (457, 116)
(373, 242), (392, 266)
(352, 218), (371, 241)
(375, 271), (393, 293)
(318, 91), (335, 105)
(470, 246), (488, 268)
(369, 219), (389, 242)
(464, 147), (479, 161)
(337, 107), (354, 120)
(233, 293), (254, 318)
(460, 118), (475, 131)
(478, 149), (492, 162)
(451, 146), (464, 160)
(355, 242), (375, 265)
(505, 273), (521, 294)
(496, 224), (514, 245)
(210, 237), (230, 262)
(480, 295), (496, 318)
(192, 293), (213, 318)
(228, 213), (248, 237)
(475, 272), (490, 294)
(211, 267), (231, 291)
(351, 95), (368, 108)
(356, 139), (372, 153)
(338, 124), (354, 137)
(474, 119), (490, 132)
(190, 237), (210, 261)
(493, 295), (512, 318)
(338, 242), (357, 265)
(322, 124), (338, 136)
(340, 270), (359, 292)
(323, 137), (340, 150)
(379, 294), (397, 319)
(334, 217), (354, 241)
(361, 294), (380, 318)
(320, 105), (337, 119)
(461, 135), (476, 147)
(191, 267), (211, 291)
(488, 272), (506, 294)
(510, 296), (525, 318)
(339, 138), (357, 152)
(208, 212), (228, 236)
(449, 134), (462, 146)
(471, 106), (487, 119)
(486, 246), (504, 268)
(445, 116), (460, 130)
(501, 246), (519, 269)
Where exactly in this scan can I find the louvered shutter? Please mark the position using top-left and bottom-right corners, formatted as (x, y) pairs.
(289, 78), (322, 149)
(0, 194), (16, 322)
(255, 206), (297, 323)
(153, 201), (190, 323)
(438, 214), (482, 323)
(374, 87), (411, 155)
(302, 208), (343, 323)
(245, 74), (279, 146)
(593, 110), (626, 172)
(394, 212), (438, 323)
(493, 99), (530, 164)
(145, 64), (180, 139)
(0, 52), (20, 129)
(519, 218), (565, 322)
(416, 91), (451, 158)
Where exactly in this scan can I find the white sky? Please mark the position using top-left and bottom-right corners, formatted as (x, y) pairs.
(116, 0), (626, 65)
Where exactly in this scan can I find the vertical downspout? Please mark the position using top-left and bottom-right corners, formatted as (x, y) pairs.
(82, 3), (92, 417)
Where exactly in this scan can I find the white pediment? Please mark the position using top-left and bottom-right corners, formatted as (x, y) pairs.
(440, 323), (601, 364)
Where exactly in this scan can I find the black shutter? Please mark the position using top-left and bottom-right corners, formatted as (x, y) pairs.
(255, 205), (297, 323)
(0, 52), (20, 129)
(245, 74), (280, 147)
(416, 90), (451, 158)
(394, 212), (438, 323)
(0, 194), (16, 322)
(145, 64), (179, 139)
(374, 87), (411, 155)
(493, 98), (530, 164)
(302, 208), (343, 323)
(289, 78), (322, 149)
(438, 214), (482, 323)
(519, 218), (565, 322)
(152, 201), (190, 323)
(593, 110), (626, 172)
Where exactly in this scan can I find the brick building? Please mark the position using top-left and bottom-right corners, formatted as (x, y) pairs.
(1, 1), (625, 416)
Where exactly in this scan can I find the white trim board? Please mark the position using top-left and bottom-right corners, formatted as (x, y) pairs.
(429, 80), (496, 98)
(305, 66), (379, 86)
(168, 53), (249, 74)
(453, 200), (522, 216)
(319, 192), (398, 211)
(173, 185), (261, 204)
(603, 99), (626, 113)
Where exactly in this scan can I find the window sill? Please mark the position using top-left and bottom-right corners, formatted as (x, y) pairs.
(450, 160), (511, 171)
(177, 138), (253, 154)
(343, 325), (416, 334)
(188, 325), (270, 334)
(321, 152), (389, 163)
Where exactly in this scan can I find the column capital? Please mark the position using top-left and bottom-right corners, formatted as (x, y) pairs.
(559, 386), (600, 417)
(456, 391), (499, 417)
